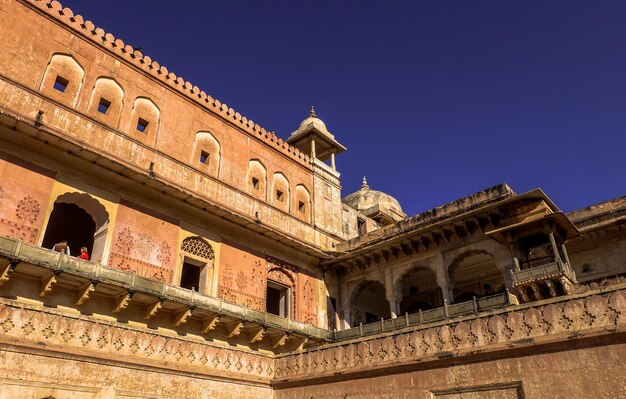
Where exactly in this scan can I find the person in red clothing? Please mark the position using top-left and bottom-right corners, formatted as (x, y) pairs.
(79, 246), (90, 261)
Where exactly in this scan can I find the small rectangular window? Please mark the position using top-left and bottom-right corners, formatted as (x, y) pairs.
(200, 151), (210, 164)
(180, 259), (203, 292)
(298, 201), (306, 212)
(97, 98), (111, 114)
(266, 281), (289, 317)
(251, 177), (260, 190)
(276, 189), (284, 202)
(136, 117), (149, 133)
(53, 75), (69, 93)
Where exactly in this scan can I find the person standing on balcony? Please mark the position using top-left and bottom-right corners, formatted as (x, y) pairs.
(79, 246), (90, 261)
(52, 239), (70, 255)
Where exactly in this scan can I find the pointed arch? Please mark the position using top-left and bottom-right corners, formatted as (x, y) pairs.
(395, 265), (441, 313)
(39, 53), (85, 107)
(88, 76), (124, 127)
(129, 97), (160, 142)
(42, 192), (110, 262)
(295, 184), (311, 223)
(247, 159), (267, 201)
(272, 172), (290, 212)
(192, 131), (221, 177)
(448, 250), (505, 302)
(349, 280), (390, 326)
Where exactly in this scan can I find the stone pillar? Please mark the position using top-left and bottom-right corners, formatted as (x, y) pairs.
(434, 252), (454, 304)
(330, 151), (336, 170)
(548, 231), (562, 263)
(384, 269), (400, 318)
(338, 277), (351, 330)
(494, 247), (516, 292)
(311, 138), (316, 159)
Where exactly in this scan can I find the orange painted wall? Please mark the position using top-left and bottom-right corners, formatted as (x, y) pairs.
(0, 0), (314, 224)
(218, 240), (319, 326)
(0, 153), (54, 244)
(108, 200), (180, 283)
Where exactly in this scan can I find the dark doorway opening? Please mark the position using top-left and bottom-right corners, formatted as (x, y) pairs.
(266, 282), (289, 317)
(180, 262), (202, 291)
(42, 202), (95, 256)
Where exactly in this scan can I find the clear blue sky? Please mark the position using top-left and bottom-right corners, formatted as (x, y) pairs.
(60, 0), (626, 216)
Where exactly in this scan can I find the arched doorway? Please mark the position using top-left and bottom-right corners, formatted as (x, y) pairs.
(398, 266), (441, 314)
(41, 192), (109, 262)
(449, 250), (505, 302)
(349, 280), (390, 326)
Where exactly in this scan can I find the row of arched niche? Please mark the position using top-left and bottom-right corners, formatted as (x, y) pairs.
(39, 53), (313, 222)
(348, 250), (506, 326)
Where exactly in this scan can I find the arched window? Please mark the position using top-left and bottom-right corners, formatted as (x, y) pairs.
(397, 266), (441, 313)
(272, 172), (290, 212)
(128, 97), (160, 144)
(39, 53), (85, 107)
(295, 184), (311, 223)
(88, 77), (124, 127)
(178, 236), (214, 294)
(247, 159), (267, 201)
(192, 131), (221, 177)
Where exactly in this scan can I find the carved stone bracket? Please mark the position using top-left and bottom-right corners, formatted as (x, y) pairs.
(224, 321), (244, 338)
(272, 332), (288, 349)
(113, 292), (133, 313)
(248, 327), (266, 344)
(39, 272), (57, 297)
(173, 307), (192, 327)
(201, 315), (220, 333)
(0, 261), (17, 287)
(144, 299), (163, 320)
(75, 281), (96, 305)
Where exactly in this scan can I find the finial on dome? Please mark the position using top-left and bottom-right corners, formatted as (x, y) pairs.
(309, 106), (316, 118)
(361, 176), (369, 190)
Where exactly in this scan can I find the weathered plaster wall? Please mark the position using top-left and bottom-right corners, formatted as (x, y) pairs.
(218, 241), (321, 326)
(274, 287), (626, 399)
(273, 342), (625, 399)
(0, 152), (54, 245)
(0, 0), (346, 248)
(568, 232), (626, 282)
(0, 350), (273, 399)
(108, 200), (180, 283)
(0, 299), (273, 399)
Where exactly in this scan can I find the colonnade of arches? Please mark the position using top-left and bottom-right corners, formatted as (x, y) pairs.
(348, 250), (507, 327)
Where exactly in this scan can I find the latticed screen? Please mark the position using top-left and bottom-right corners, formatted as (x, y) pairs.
(181, 236), (214, 260)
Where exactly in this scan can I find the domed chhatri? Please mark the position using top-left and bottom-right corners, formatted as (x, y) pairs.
(286, 107), (347, 170)
(296, 106), (330, 136)
(342, 177), (406, 226)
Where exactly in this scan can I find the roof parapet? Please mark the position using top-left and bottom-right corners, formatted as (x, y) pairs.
(26, 0), (312, 167)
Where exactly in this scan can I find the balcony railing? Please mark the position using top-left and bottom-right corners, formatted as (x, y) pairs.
(511, 258), (575, 286)
(334, 291), (518, 341)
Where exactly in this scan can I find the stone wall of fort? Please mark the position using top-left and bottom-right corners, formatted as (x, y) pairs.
(0, 0), (345, 250)
(274, 286), (626, 399)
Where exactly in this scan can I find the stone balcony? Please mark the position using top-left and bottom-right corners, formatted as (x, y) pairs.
(511, 258), (577, 302)
(0, 236), (332, 353)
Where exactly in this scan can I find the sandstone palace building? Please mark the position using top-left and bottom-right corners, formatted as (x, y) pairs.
(0, 1), (624, 398)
